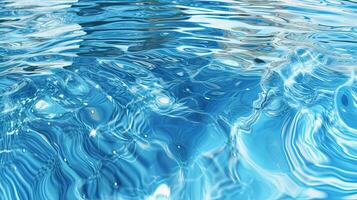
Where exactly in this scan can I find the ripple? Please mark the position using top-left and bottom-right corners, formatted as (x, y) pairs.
(0, 0), (357, 199)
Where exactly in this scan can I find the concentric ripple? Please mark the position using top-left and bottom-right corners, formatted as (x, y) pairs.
(0, 0), (357, 199)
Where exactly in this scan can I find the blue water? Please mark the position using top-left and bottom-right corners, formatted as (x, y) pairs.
(0, 0), (357, 199)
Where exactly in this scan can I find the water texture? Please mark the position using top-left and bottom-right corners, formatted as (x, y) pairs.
(0, 0), (357, 199)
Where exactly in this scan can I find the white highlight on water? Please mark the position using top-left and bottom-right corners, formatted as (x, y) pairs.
(89, 129), (97, 137)
(146, 184), (171, 200)
(157, 95), (170, 105)
(35, 100), (49, 110)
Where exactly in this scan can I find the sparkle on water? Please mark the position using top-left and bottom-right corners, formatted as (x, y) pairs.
(0, 0), (357, 199)
(157, 95), (171, 105)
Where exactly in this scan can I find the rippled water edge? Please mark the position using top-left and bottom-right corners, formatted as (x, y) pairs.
(0, 0), (357, 199)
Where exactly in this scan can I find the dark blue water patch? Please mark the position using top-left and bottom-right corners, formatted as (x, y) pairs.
(254, 58), (266, 64)
(341, 94), (349, 107)
(335, 85), (357, 129)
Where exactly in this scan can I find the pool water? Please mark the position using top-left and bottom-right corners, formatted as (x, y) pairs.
(0, 0), (357, 199)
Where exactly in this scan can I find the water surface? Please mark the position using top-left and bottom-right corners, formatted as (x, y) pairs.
(0, 0), (357, 199)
